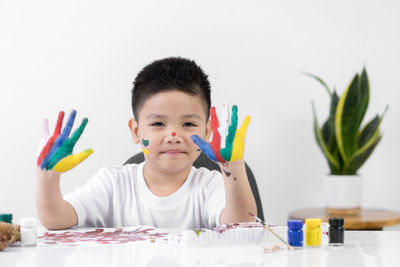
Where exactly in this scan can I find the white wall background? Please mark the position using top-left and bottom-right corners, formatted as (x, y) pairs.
(1, 0), (399, 227)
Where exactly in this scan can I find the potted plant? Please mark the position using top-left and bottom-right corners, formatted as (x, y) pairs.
(308, 68), (388, 214)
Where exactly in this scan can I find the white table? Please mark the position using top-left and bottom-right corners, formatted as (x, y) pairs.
(1, 230), (399, 267)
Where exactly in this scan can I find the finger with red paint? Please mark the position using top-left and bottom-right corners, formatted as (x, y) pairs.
(191, 106), (225, 162)
(37, 111), (65, 167)
(209, 107), (225, 162)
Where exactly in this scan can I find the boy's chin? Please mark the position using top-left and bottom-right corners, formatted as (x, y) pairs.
(156, 158), (195, 174)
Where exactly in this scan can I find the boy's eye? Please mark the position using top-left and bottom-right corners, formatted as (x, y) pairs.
(183, 122), (197, 127)
(151, 122), (165, 127)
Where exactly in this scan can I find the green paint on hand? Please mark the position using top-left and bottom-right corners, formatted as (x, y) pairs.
(142, 138), (149, 147)
(220, 105), (238, 161)
(47, 118), (88, 170)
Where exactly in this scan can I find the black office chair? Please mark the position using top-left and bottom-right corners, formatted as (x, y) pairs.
(124, 152), (264, 221)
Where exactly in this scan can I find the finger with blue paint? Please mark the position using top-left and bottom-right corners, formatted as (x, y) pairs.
(190, 135), (217, 161)
(40, 110), (77, 169)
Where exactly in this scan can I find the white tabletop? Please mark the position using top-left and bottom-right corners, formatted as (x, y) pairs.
(1, 230), (399, 267)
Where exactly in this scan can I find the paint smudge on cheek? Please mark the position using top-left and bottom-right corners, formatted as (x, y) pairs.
(142, 138), (150, 155)
(142, 138), (149, 147)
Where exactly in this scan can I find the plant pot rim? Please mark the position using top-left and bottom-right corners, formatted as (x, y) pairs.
(326, 173), (362, 178)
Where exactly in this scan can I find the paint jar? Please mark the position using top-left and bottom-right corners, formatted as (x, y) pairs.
(20, 217), (37, 246)
(329, 217), (344, 246)
(0, 213), (13, 224)
(305, 218), (321, 247)
(287, 220), (303, 248)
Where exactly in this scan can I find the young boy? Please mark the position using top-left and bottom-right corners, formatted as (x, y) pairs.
(36, 57), (257, 230)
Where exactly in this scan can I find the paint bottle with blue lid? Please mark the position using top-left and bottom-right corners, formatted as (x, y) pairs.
(287, 220), (304, 247)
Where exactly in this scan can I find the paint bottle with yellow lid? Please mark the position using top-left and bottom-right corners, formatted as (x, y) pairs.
(305, 218), (321, 247)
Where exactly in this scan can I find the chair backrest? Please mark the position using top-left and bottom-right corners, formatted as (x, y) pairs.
(124, 152), (264, 221)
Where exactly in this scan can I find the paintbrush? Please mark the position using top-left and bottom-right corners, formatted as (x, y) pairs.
(249, 212), (294, 251)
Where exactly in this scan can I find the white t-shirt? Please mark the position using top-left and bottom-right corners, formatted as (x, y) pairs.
(64, 162), (226, 230)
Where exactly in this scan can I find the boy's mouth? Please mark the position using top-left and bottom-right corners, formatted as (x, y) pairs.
(162, 150), (185, 156)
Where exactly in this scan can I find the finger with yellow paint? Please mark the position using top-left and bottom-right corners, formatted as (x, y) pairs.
(53, 149), (94, 173)
(230, 115), (251, 161)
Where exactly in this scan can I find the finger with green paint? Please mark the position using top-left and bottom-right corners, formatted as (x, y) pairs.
(220, 105), (238, 161)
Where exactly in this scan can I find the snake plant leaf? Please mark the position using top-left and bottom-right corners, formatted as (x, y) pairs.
(322, 91), (339, 153)
(312, 102), (340, 172)
(304, 72), (332, 96)
(358, 106), (388, 148)
(335, 73), (369, 161)
(358, 115), (379, 148)
(345, 133), (382, 175)
(359, 68), (370, 123)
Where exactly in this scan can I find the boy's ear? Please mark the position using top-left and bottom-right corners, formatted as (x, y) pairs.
(205, 119), (212, 141)
(128, 118), (140, 144)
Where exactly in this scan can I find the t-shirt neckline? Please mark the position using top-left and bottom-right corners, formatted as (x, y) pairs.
(137, 162), (193, 208)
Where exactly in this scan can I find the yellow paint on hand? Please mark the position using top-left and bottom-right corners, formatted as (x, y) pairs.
(53, 149), (94, 173)
(230, 115), (251, 161)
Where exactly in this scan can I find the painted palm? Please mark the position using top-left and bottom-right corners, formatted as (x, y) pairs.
(308, 68), (388, 175)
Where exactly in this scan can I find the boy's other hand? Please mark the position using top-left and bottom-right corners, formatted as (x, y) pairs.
(37, 110), (94, 173)
(191, 103), (250, 163)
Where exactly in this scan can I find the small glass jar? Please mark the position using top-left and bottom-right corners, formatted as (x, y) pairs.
(20, 217), (37, 246)
(329, 217), (344, 246)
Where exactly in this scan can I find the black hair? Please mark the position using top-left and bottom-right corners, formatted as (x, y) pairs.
(131, 57), (211, 121)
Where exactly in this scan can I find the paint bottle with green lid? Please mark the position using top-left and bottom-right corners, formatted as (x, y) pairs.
(0, 213), (13, 224)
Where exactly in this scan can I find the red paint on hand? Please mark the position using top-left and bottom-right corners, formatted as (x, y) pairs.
(37, 111), (65, 167)
(209, 107), (225, 162)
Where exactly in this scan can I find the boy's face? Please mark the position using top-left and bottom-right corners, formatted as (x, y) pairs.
(129, 90), (211, 175)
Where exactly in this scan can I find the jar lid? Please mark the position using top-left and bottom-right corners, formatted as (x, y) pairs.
(287, 220), (303, 230)
(329, 217), (344, 227)
(20, 217), (36, 227)
(0, 213), (13, 223)
(305, 218), (321, 228)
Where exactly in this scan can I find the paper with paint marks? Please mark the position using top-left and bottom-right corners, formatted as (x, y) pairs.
(37, 226), (169, 247)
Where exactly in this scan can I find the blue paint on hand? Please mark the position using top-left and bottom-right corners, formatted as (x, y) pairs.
(191, 135), (217, 161)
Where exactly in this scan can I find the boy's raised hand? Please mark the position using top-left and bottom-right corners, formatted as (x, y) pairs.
(191, 103), (251, 163)
(37, 110), (94, 173)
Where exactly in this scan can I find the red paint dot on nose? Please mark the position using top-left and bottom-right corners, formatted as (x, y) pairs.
(171, 132), (176, 137)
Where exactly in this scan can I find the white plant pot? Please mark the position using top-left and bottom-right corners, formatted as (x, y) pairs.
(324, 174), (362, 210)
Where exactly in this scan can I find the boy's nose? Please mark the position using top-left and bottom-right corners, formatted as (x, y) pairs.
(166, 131), (182, 144)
